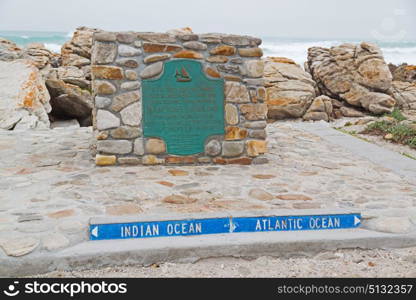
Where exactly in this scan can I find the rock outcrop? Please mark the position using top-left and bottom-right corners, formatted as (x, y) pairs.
(303, 95), (333, 122)
(0, 60), (51, 129)
(390, 64), (416, 83)
(44, 27), (98, 125)
(264, 57), (317, 119)
(307, 42), (396, 115)
(0, 38), (24, 61)
(61, 27), (100, 68)
(0, 40), (56, 74)
(389, 81), (416, 110)
(45, 70), (93, 126)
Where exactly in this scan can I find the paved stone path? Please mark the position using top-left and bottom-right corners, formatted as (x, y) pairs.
(0, 122), (415, 259)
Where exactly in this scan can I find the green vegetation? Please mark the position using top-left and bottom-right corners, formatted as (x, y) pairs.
(387, 108), (407, 122)
(362, 110), (416, 149)
(334, 128), (371, 143)
(402, 152), (416, 160)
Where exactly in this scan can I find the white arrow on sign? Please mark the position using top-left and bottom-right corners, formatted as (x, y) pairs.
(91, 226), (98, 238)
(354, 216), (361, 226)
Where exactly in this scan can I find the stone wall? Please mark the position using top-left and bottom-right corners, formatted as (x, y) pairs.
(91, 31), (268, 166)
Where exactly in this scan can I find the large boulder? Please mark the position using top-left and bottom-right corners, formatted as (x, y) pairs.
(389, 81), (416, 110)
(264, 57), (317, 119)
(45, 69), (92, 125)
(0, 60), (51, 129)
(307, 42), (395, 115)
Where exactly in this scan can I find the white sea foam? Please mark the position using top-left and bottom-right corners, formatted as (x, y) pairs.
(66, 30), (74, 38)
(262, 39), (416, 66)
(44, 43), (62, 53)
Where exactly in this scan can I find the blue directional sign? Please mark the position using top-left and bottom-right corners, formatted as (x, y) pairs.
(232, 214), (361, 233)
(90, 213), (361, 241)
(90, 217), (231, 241)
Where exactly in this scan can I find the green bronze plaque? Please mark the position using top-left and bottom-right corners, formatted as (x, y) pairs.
(142, 59), (225, 156)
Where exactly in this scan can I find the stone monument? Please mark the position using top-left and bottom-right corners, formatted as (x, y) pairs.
(91, 31), (267, 165)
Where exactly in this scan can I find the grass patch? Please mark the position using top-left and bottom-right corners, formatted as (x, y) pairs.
(387, 108), (407, 122)
(361, 120), (416, 149)
(334, 128), (371, 143)
(402, 152), (416, 160)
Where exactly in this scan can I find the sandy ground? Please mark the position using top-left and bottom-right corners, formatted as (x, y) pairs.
(34, 247), (416, 278)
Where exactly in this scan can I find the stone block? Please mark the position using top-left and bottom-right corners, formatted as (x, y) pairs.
(222, 141), (244, 157)
(97, 140), (132, 154)
(96, 154), (117, 166)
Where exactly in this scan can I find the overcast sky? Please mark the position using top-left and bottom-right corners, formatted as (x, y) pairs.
(0, 0), (415, 39)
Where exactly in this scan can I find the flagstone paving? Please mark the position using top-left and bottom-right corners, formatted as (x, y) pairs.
(0, 122), (415, 258)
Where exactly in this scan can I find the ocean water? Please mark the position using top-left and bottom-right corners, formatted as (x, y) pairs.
(0, 30), (70, 53)
(1, 31), (415, 66)
(262, 37), (416, 66)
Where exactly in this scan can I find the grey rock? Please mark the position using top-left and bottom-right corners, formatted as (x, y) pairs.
(177, 34), (199, 41)
(242, 60), (264, 78)
(110, 126), (141, 139)
(97, 140), (132, 154)
(121, 81), (140, 91)
(95, 96), (111, 109)
(183, 41), (207, 51)
(199, 33), (223, 44)
(118, 44), (141, 57)
(136, 33), (176, 43)
(96, 109), (120, 130)
(125, 70), (138, 80)
(205, 139), (222, 156)
(389, 81), (416, 110)
(92, 42), (117, 64)
(217, 64), (241, 74)
(243, 121), (267, 129)
(134, 138), (145, 155)
(340, 106), (365, 117)
(230, 58), (243, 64)
(94, 32), (116, 42)
(140, 62), (163, 79)
(225, 82), (250, 103)
(111, 91), (140, 112)
(118, 157), (141, 165)
(120, 102), (141, 126)
(116, 32), (136, 44)
(116, 58), (139, 68)
(93, 80), (116, 95)
(222, 141), (244, 157)
(143, 54), (171, 64)
(249, 129), (266, 139)
(222, 35), (255, 46)
(243, 78), (265, 86)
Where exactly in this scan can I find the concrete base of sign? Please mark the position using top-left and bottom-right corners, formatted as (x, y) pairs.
(1, 227), (416, 277)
